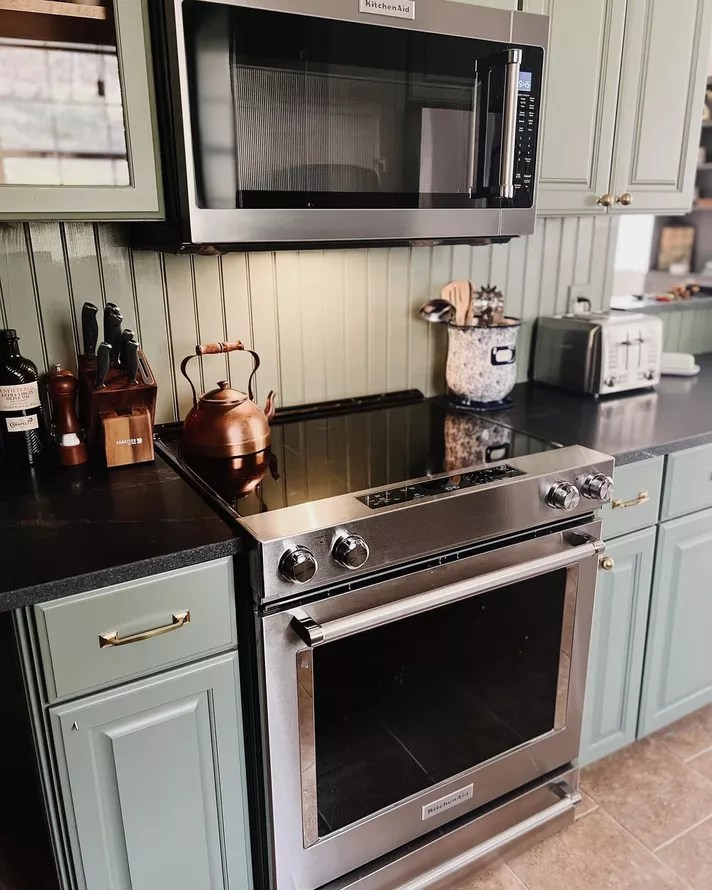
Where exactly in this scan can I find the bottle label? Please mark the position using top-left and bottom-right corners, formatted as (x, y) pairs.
(0, 382), (41, 411)
(6, 414), (39, 433)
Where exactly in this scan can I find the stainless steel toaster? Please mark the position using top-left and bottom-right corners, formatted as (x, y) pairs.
(532, 310), (663, 395)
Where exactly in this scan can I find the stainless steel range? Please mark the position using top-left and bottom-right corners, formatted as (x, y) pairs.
(158, 394), (614, 890)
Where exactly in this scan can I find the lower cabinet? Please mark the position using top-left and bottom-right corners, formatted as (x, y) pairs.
(580, 528), (655, 765)
(49, 653), (252, 890)
(638, 507), (712, 736)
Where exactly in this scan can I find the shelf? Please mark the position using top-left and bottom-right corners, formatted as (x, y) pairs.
(0, 0), (107, 19)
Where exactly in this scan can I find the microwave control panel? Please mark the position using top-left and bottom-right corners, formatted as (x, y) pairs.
(513, 69), (539, 206)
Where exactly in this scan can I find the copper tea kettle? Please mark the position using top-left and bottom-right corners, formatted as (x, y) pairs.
(180, 341), (276, 458)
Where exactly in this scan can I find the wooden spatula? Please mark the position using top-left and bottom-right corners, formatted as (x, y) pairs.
(441, 280), (472, 326)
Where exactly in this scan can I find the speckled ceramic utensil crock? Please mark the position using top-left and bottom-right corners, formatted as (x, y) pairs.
(445, 319), (521, 408)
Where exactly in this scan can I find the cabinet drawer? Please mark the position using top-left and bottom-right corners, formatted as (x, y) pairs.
(661, 443), (712, 520)
(600, 457), (663, 539)
(34, 558), (237, 702)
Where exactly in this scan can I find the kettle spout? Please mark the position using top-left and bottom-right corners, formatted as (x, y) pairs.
(264, 391), (277, 422)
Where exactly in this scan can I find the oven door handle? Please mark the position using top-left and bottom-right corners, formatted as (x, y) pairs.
(290, 535), (604, 647)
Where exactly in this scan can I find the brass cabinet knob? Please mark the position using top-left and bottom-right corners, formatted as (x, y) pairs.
(616, 192), (633, 206)
(599, 556), (615, 572)
(597, 193), (614, 207)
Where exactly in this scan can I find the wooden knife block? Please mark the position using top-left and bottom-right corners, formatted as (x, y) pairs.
(78, 350), (157, 460)
(102, 407), (155, 468)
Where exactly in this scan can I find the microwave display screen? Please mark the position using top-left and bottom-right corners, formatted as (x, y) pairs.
(183, 2), (543, 213)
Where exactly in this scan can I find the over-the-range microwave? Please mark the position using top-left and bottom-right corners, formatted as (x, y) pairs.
(137, 0), (549, 253)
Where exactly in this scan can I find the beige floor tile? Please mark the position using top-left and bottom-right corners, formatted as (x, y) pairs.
(507, 809), (686, 889)
(454, 863), (525, 889)
(576, 791), (598, 820)
(581, 738), (712, 849)
(689, 748), (712, 782)
(652, 705), (712, 762)
(657, 815), (712, 890)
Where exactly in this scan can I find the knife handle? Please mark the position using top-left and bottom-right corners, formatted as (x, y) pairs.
(124, 340), (139, 384)
(120, 329), (136, 367)
(104, 307), (123, 359)
(95, 343), (111, 388)
(81, 302), (99, 357)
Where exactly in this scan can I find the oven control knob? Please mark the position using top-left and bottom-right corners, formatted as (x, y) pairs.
(581, 473), (614, 503)
(546, 482), (581, 512)
(333, 534), (370, 570)
(279, 547), (318, 584)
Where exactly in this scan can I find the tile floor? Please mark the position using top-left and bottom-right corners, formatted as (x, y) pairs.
(456, 704), (712, 890)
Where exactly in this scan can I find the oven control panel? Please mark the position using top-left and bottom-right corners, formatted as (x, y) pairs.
(358, 465), (524, 510)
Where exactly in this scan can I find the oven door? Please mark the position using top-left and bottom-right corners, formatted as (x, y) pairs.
(158, 0), (546, 247)
(261, 520), (602, 890)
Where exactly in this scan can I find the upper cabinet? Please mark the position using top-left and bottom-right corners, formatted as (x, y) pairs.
(531, 0), (712, 216)
(610, 0), (712, 213)
(0, 0), (162, 220)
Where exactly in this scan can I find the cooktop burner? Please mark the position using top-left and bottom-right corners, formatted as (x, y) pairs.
(157, 391), (557, 520)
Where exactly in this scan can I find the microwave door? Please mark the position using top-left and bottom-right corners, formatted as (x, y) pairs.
(416, 62), (478, 200)
(474, 49), (522, 205)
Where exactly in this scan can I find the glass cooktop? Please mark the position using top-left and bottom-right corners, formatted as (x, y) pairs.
(157, 393), (557, 519)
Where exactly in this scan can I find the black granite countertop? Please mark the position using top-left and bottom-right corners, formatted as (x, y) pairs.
(486, 353), (712, 466)
(0, 454), (239, 612)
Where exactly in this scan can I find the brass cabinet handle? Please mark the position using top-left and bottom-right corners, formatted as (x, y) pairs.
(599, 556), (615, 571)
(597, 193), (614, 207)
(611, 490), (650, 510)
(616, 192), (633, 206)
(99, 611), (191, 649)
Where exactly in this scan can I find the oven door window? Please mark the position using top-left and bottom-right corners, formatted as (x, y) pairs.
(183, 3), (543, 211)
(305, 567), (573, 839)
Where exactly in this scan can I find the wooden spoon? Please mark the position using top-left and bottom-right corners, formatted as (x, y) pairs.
(441, 280), (472, 326)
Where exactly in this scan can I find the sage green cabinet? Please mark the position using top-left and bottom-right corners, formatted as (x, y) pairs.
(49, 653), (252, 890)
(609, 0), (712, 214)
(580, 528), (655, 765)
(525, 0), (626, 215)
(638, 507), (712, 736)
(531, 0), (712, 216)
(0, 0), (162, 220)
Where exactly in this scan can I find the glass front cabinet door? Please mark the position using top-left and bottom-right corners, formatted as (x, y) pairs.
(0, 0), (162, 219)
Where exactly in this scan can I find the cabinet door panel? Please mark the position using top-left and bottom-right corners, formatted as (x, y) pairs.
(51, 654), (252, 890)
(639, 509), (712, 736)
(529, 0), (626, 215)
(0, 0), (162, 220)
(580, 529), (655, 765)
(611, 0), (712, 213)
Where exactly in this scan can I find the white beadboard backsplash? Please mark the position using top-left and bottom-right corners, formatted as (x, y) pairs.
(0, 218), (619, 424)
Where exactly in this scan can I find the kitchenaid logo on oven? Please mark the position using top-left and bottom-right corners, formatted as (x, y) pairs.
(422, 784), (474, 820)
(359, 0), (416, 20)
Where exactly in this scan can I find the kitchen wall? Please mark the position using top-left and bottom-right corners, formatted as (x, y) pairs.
(0, 217), (618, 424)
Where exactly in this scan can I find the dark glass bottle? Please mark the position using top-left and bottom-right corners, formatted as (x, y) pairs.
(0, 329), (46, 466)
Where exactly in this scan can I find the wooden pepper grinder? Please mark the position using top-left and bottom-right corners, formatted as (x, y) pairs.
(46, 366), (89, 466)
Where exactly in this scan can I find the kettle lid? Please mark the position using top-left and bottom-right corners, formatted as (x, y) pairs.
(201, 380), (248, 406)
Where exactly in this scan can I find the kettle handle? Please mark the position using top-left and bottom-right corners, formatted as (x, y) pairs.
(180, 341), (261, 409)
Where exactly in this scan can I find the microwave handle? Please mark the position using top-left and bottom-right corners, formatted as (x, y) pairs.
(499, 48), (522, 199)
(290, 534), (604, 647)
(468, 61), (479, 195)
